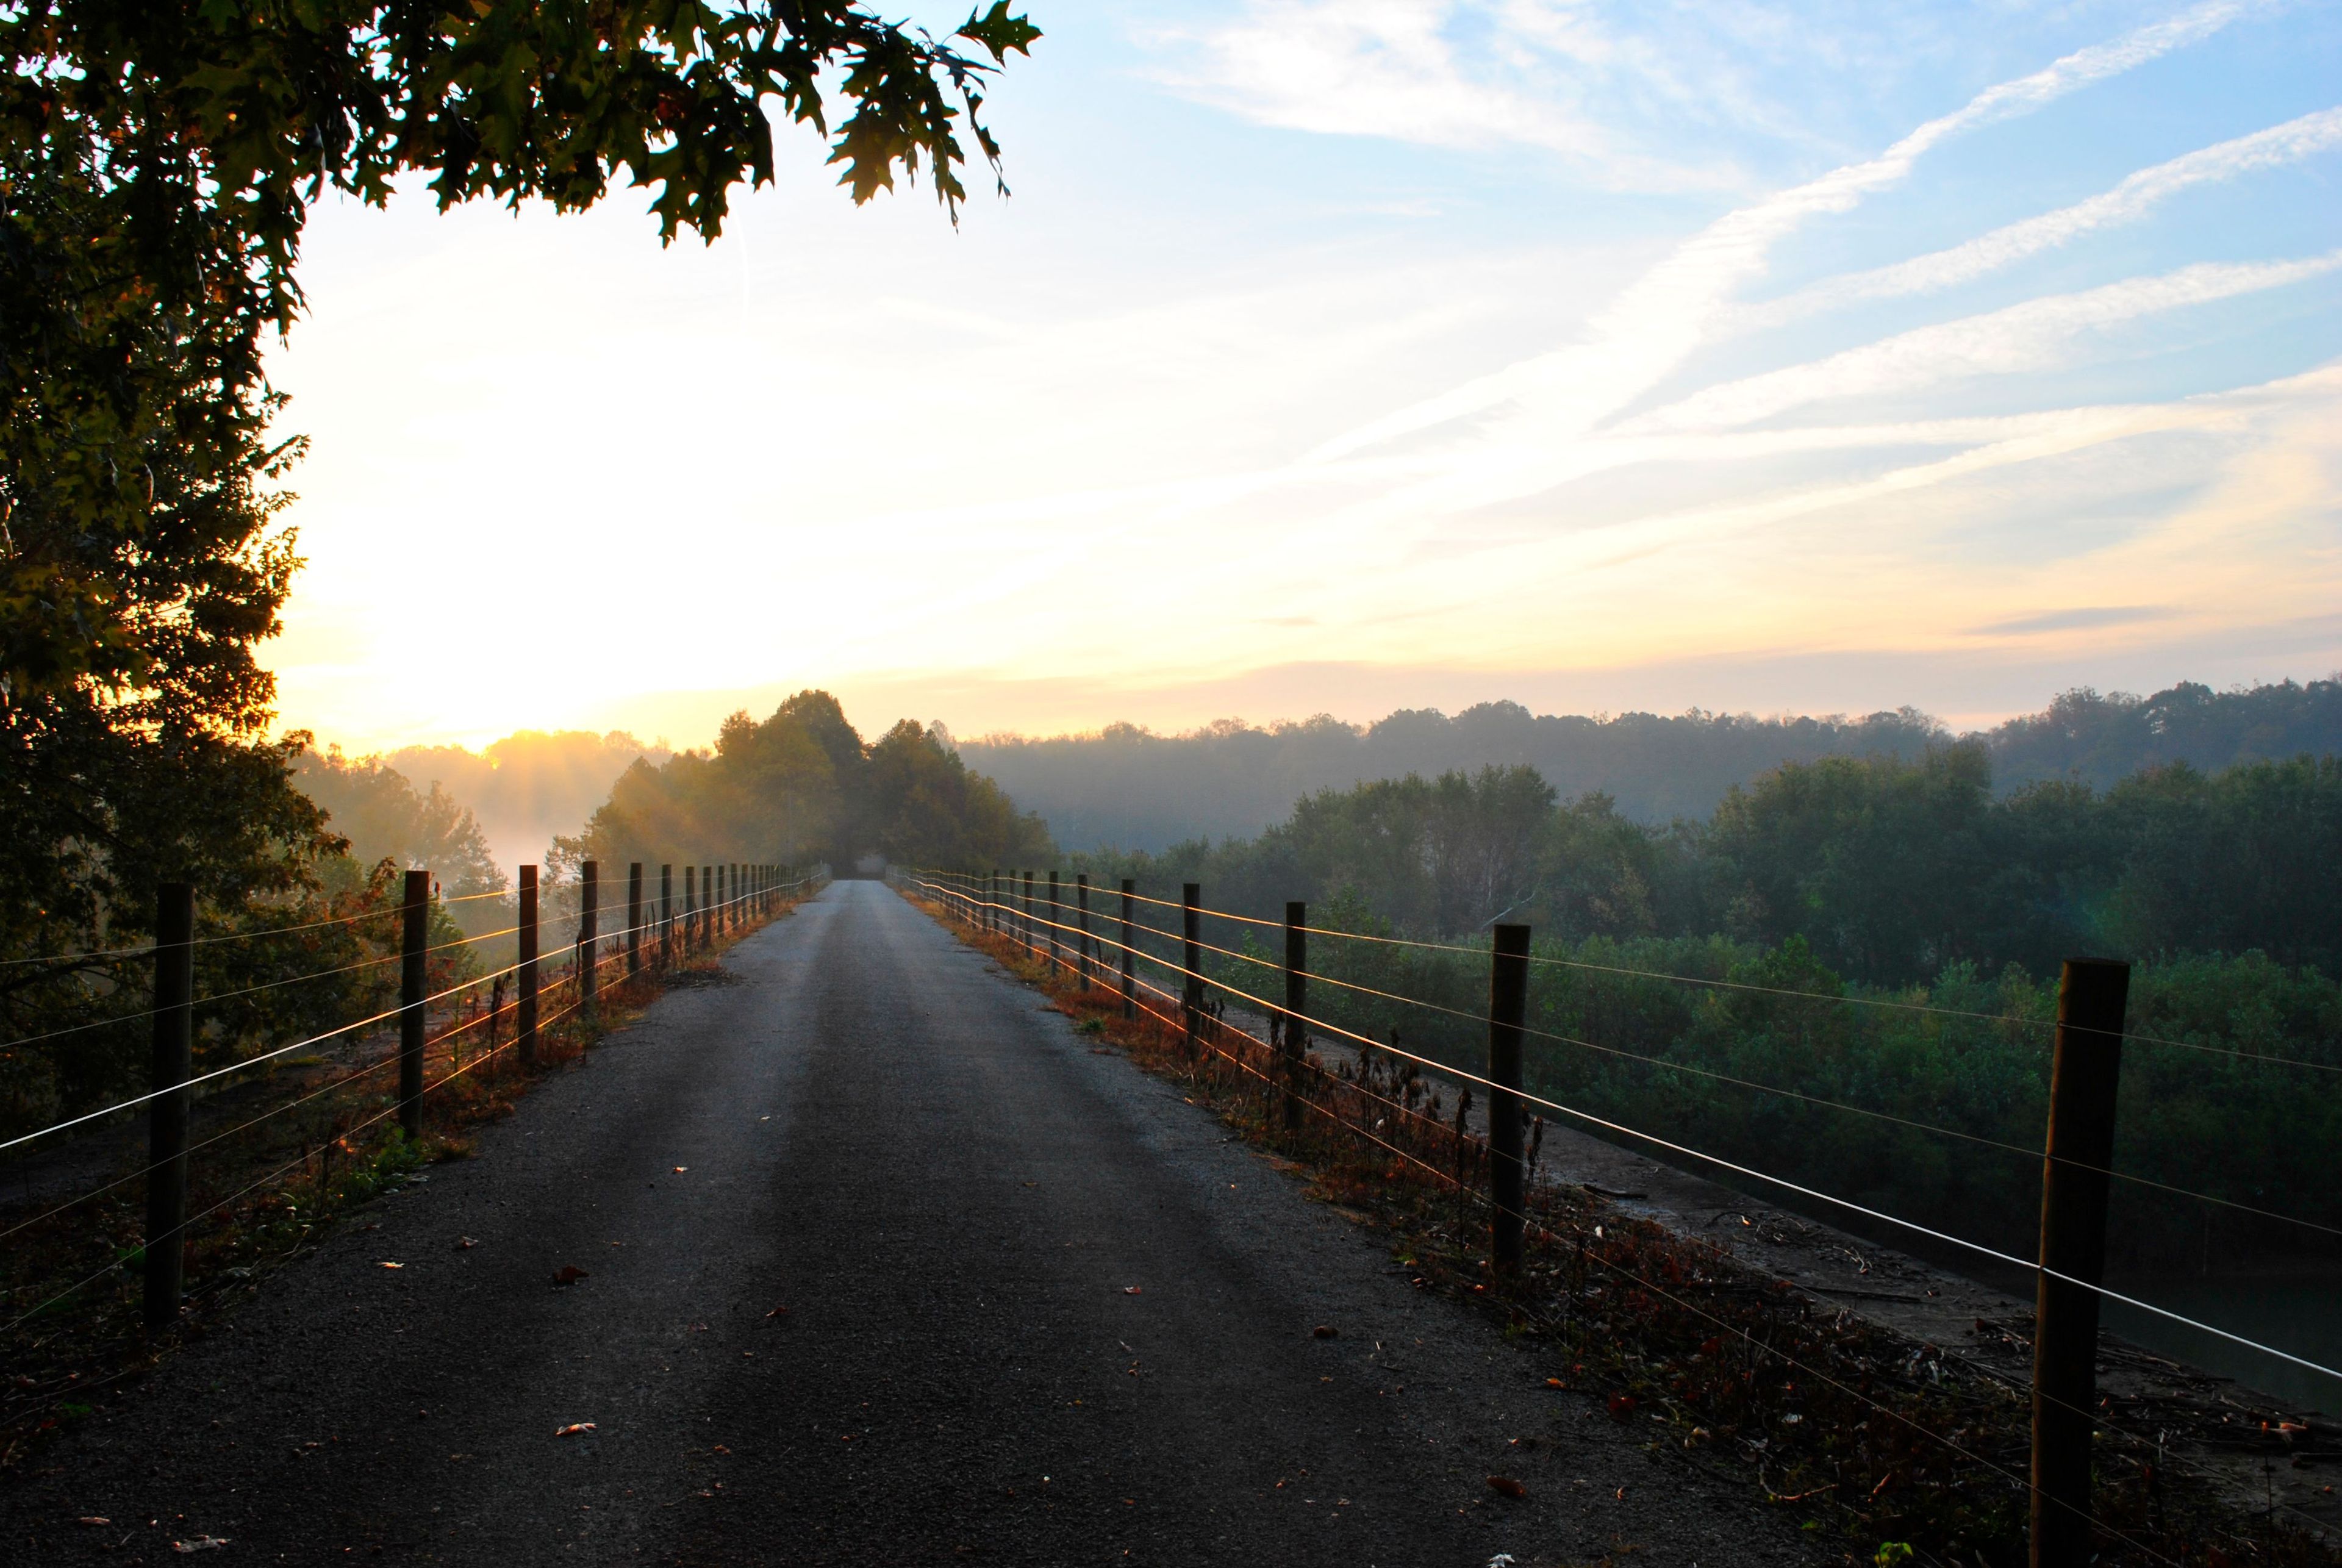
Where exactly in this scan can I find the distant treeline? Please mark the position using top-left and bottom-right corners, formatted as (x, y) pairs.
(962, 678), (2342, 851)
(1056, 742), (2342, 1274)
(1074, 743), (2342, 987)
(554, 692), (1052, 877)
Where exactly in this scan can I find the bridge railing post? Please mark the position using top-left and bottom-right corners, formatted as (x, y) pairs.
(1488, 924), (1531, 1272)
(518, 866), (540, 1067)
(399, 868), (429, 1137)
(1181, 884), (1202, 1060)
(2030, 958), (2131, 1567)
(1283, 903), (1307, 1130)
(579, 861), (600, 1026)
(143, 882), (195, 1330)
(1120, 879), (1136, 1020)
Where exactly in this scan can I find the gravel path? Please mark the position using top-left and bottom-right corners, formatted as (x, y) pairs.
(1, 881), (1818, 1566)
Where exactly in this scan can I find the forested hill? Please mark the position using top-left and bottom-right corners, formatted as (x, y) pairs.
(959, 678), (2342, 851)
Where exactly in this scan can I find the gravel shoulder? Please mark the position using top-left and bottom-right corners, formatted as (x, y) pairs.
(1, 880), (1822, 1566)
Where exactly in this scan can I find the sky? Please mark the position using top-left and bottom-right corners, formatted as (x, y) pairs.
(264, 0), (2342, 753)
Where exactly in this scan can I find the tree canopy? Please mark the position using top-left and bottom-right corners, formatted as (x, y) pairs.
(0, 2), (1037, 973)
(555, 692), (1051, 877)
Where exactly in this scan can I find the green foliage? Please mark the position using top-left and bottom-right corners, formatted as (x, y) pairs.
(295, 749), (506, 898)
(0, 855), (481, 1142)
(2, 4), (1034, 1138)
(557, 692), (1051, 875)
(1065, 745), (2342, 1272)
(1286, 909), (2341, 1270)
(1090, 743), (2342, 989)
(1994, 679), (2342, 792)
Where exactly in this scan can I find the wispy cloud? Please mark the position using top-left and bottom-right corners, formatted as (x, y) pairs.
(1151, 1), (1614, 157)
(1972, 605), (2179, 635)
(1300, 0), (2260, 470)
(1636, 251), (2342, 433)
(1746, 105), (2342, 326)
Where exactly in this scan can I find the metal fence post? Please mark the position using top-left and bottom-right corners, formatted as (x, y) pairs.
(1120, 879), (1136, 1020)
(143, 882), (195, 1330)
(1181, 884), (1202, 1059)
(1488, 923), (1531, 1272)
(1283, 903), (1307, 1131)
(399, 868), (429, 1137)
(2030, 957), (2132, 1568)
(518, 866), (540, 1067)
(579, 861), (600, 1025)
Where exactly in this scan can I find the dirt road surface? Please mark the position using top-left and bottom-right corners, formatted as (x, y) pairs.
(2, 881), (1816, 1566)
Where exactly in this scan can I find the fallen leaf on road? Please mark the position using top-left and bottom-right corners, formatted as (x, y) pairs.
(454, 1237), (476, 1250)
(553, 1265), (589, 1286)
(170, 1537), (229, 1553)
(378, 1261), (403, 1270)
(764, 1305), (789, 1318)
(76, 1516), (110, 1526)
(712, 1444), (731, 1455)
(1311, 1325), (1339, 1339)
(1122, 1286), (1141, 1295)
(673, 1166), (687, 1173)
(556, 1423), (596, 1437)
(1486, 1476), (1525, 1500)
(1545, 1377), (1565, 1389)
(1606, 1392), (1638, 1421)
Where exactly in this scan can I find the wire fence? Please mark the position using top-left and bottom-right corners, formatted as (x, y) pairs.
(895, 865), (2342, 1563)
(0, 861), (828, 1374)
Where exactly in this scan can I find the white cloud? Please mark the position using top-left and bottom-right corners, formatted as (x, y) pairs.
(1636, 252), (2342, 433)
(1747, 104), (2342, 325)
(1152, 1), (1609, 154)
(1300, 0), (2257, 470)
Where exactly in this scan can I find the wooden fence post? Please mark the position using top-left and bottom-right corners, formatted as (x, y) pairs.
(627, 863), (643, 976)
(1181, 884), (1202, 1059)
(1120, 879), (1137, 1020)
(1283, 902), (1307, 1131)
(1022, 871), (1034, 954)
(579, 861), (600, 1026)
(2030, 957), (2132, 1567)
(1047, 870), (1062, 976)
(1076, 874), (1094, 987)
(143, 882), (195, 1330)
(659, 864), (673, 967)
(987, 870), (998, 933)
(1488, 923), (1531, 1272)
(518, 866), (540, 1067)
(399, 868), (429, 1138)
